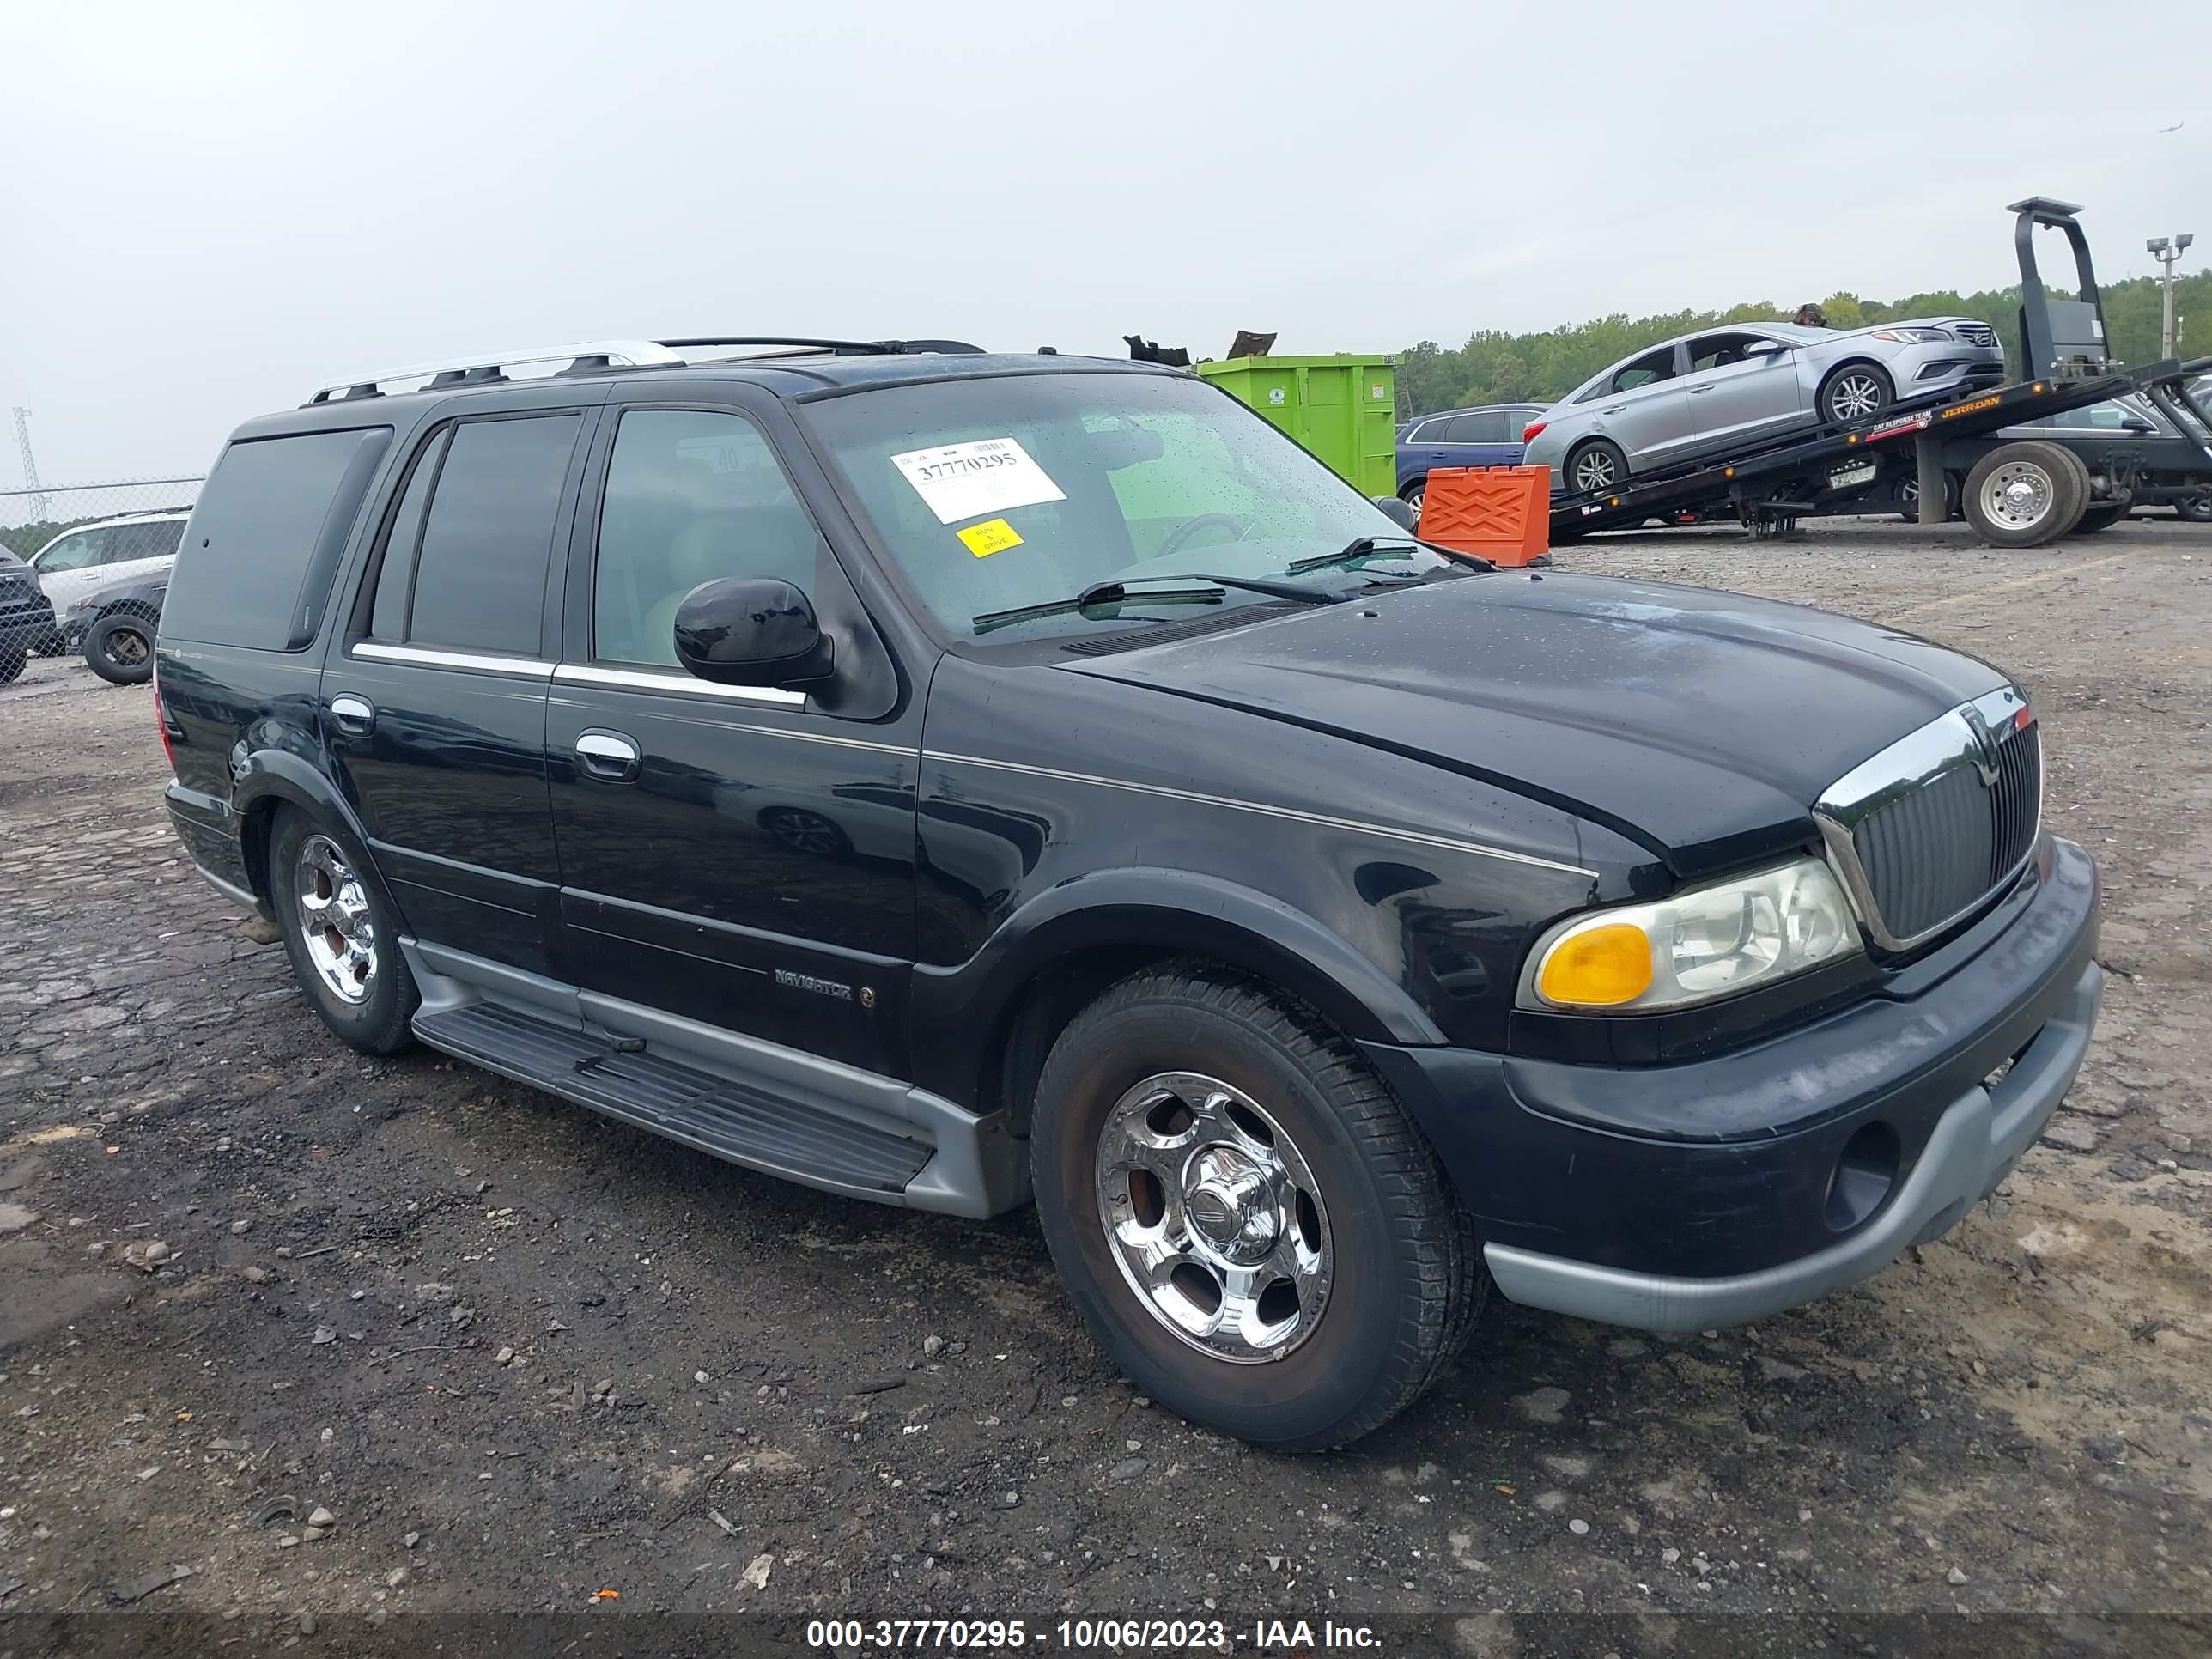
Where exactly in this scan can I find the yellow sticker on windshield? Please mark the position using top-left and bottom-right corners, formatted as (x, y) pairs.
(957, 518), (1024, 557)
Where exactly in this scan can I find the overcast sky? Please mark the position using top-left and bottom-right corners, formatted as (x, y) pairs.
(3, 0), (2205, 484)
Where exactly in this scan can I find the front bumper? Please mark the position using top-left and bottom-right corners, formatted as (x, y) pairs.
(1363, 834), (2100, 1333)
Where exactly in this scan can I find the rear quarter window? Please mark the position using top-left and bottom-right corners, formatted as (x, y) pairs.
(162, 427), (393, 650)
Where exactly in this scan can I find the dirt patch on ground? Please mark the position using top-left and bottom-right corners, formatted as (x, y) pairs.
(1, 519), (2207, 1648)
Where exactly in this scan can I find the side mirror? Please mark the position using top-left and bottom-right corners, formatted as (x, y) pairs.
(1371, 495), (1419, 532)
(1742, 340), (1790, 358)
(673, 578), (834, 688)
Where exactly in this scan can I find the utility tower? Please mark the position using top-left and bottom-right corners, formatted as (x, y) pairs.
(10, 408), (46, 521)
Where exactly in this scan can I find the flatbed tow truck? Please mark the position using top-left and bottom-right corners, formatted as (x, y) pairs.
(1548, 199), (2212, 549)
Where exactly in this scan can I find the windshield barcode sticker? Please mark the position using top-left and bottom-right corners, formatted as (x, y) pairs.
(890, 437), (1066, 526)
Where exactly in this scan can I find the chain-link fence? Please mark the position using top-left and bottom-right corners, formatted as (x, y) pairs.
(1, 477), (204, 684)
(0, 477), (204, 561)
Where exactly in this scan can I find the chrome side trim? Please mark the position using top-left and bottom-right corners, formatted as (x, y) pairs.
(1814, 684), (2039, 952)
(552, 661), (806, 708)
(923, 750), (1598, 878)
(351, 641), (555, 678)
(192, 861), (264, 915)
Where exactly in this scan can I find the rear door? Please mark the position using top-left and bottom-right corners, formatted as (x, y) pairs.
(98, 518), (187, 591)
(1589, 347), (1694, 470)
(544, 392), (921, 1076)
(319, 400), (597, 980)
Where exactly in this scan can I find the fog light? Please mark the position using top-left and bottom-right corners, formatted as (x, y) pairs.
(1824, 1121), (1900, 1232)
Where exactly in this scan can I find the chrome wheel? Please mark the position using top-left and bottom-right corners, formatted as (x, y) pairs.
(295, 834), (376, 1005)
(1095, 1072), (1332, 1363)
(1405, 485), (1425, 522)
(1571, 448), (1619, 492)
(1980, 460), (2056, 532)
(1827, 371), (1887, 421)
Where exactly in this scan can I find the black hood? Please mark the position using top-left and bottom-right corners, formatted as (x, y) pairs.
(1060, 572), (2008, 878)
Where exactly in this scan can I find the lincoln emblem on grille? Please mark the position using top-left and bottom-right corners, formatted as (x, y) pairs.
(1958, 705), (2003, 786)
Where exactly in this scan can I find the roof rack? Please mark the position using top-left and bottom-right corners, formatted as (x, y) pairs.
(304, 336), (986, 404)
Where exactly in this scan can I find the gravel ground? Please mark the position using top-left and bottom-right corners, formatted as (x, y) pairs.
(2, 517), (2209, 1656)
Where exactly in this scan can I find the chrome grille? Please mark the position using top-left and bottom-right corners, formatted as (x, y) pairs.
(1955, 322), (1998, 349)
(1815, 690), (2042, 953)
(1854, 764), (1995, 939)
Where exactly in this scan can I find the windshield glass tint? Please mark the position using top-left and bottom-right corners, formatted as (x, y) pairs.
(802, 371), (1446, 641)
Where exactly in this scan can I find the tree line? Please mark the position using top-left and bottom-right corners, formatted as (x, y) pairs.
(1398, 267), (2212, 417)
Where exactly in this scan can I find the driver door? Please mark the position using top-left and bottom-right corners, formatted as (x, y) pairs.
(544, 392), (921, 1076)
(1678, 331), (1811, 457)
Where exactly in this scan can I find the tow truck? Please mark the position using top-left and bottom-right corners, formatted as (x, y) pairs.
(1548, 199), (2212, 549)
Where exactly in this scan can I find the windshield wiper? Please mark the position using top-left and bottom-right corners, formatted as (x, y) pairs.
(1285, 536), (1495, 576)
(970, 572), (1340, 635)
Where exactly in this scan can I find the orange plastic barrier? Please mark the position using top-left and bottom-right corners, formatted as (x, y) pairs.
(1418, 465), (1550, 567)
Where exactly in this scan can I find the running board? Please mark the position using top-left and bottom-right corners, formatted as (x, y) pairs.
(413, 1000), (936, 1200)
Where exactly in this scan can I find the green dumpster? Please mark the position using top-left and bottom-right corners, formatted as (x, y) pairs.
(1193, 355), (1398, 496)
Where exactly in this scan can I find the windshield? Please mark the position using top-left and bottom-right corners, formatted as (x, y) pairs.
(801, 370), (1453, 641)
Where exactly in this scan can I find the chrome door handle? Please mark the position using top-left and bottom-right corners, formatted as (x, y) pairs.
(1602, 404), (1626, 414)
(1687, 385), (1713, 394)
(329, 694), (375, 736)
(575, 730), (641, 782)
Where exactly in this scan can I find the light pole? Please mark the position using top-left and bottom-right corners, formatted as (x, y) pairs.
(2147, 234), (2194, 359)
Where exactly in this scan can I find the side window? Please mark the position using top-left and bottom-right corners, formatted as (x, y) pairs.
(161, 426), (394, 651)
(1687, 334), (1759, 372)
(405, 415), (581, 657)
(36, 531), (104, 573)
(1611, 348), (1679, 392)
(1404, 418), (1439, 444)
(106, 520), (183, 563)
(592, 410), (818, 668)
(366, 428), (452, 641)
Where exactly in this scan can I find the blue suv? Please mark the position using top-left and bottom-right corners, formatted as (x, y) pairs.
(1395, 403), (1546, 513)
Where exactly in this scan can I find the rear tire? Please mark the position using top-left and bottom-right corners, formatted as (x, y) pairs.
(1564, 439), (1628, 496)
(2068, 503), (2126, 535)
(1030, 963), (1482, 1450)
(1402, 481), (1425, 523)
(1961, 441), (2089, 547)
(269, 807), (419, 1055)
(83, 612), (155, 685)
(2178, 494), (2212, 524)
(0, 641), (24, 686)
(1819, 362), (1896, 425)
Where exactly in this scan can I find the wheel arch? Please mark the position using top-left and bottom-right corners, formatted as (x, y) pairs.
(910, 869), (1450, 1128)
(230, 750), (399, 921)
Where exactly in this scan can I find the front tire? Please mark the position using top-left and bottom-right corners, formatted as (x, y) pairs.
(83, 612), (155, 685)
(1402, 481), (1425, 523)
(269, 808), (418, 1055)
(1564, 438), (1628, 495)
(1819, 362), (1895, 425)
(1030, 964), (1482, 1450)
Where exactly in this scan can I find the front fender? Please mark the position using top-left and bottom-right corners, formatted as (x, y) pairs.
(908, 866), (1449, 1109)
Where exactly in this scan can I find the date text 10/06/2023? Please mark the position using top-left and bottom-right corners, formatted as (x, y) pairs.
(803, 1618), (1384, 1650)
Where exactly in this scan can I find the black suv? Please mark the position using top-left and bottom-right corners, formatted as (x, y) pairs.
(155, 338), (2100, 1449)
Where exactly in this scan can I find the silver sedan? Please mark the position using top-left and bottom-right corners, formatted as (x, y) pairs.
(1522, 319), (2005, 494)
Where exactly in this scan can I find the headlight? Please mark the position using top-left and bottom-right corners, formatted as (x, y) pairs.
(1869, 327), (1954, 344)
(1521, 857), (1861, 1012)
